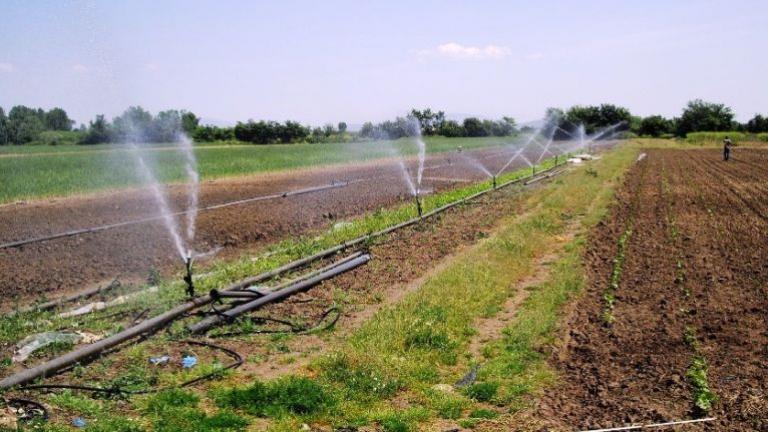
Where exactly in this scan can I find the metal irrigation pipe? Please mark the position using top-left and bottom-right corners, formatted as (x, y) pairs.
(209, 251), (365, 302)
(188, 253), (371, 334)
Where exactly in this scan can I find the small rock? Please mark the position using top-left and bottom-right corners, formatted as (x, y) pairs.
(432, 383), (455, 394)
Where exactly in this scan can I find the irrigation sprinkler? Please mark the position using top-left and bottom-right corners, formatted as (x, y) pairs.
(492, 175), (497, 190)
(183, 256), (195, 297)
(414, 193), (423, 218)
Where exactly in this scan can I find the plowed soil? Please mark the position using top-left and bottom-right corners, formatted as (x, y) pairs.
(0, 146), (549, 299)
(537, 148), (768, 431)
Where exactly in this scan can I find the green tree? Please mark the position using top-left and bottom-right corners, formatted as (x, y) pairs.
(112, 106), (154, 142)
(44, 107), (74, 131)
(8, 105), (44, 144)
(360, 122), (375, 138)
(81, 115), (111, 144)
(564, 104), (631, 134)
(153, 110), (183, 142)
(676, 99), (734, 136)
(410, 108), (445, 135)
(438, 120), (465, 137)
(0, 107), (9, 145)
(462, 117), (487, 137)
(337, 122), (347, 134)
(638, 115), (673, 137)
(181, 111), (199, 135)
(502, 116), (517, 132)
(745, 114), (768, 133)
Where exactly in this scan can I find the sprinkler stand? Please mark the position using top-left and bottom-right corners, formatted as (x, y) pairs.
(415, 194), (423, 218)
(492, 175), (497, 190)
(532, 165), (536, 176)
(184, 256), (195, 297)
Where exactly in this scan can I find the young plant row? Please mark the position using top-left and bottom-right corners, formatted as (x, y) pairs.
(664, 167), (716, 414)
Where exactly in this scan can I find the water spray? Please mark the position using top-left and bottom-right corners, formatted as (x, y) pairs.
(183, 254), (195, 297)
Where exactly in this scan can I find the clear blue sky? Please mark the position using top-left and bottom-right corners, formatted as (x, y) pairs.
(1, 0), (766, 126)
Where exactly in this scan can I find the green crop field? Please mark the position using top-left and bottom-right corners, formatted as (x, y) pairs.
(0, 136), (513, 204)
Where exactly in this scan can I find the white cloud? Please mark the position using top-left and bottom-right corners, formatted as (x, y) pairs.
(144, 63), (159, 71)
(0, 63), (14, 73)
(72, 64), (89, 73)
(419, 42), (511, 60)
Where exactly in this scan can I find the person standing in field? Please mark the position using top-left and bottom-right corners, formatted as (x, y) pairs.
(723, 136), (733, 161)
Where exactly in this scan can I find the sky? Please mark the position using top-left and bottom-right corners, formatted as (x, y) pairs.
(1, 0), (766, 127)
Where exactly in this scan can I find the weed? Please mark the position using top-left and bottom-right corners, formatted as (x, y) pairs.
(214, 375), (332, 417)
(468, 408), (498, 419)
(464, 382), (499, 402)
(321, 353), (401, 400)
(144, 389), (200, 414)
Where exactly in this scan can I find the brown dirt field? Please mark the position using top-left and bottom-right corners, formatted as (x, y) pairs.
(535, 148), (768, 431)
(0, 146), (548, 300)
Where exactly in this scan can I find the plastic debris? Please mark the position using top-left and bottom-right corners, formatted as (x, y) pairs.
(181, 355), (197, 369)
(58, 286), (159, 318)
(72, 417), (87, 428)
(332, 221), (352, 231)
(149, 355), (170, 366)
(13, 332), (83, 363)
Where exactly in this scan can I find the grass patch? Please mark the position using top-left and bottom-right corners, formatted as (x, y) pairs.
(464, 382), (499, 402)
(213, 375), (332, 417)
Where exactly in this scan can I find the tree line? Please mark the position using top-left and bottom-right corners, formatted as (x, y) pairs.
(0, 106), (75, 145)
(2, 100), (767, 146)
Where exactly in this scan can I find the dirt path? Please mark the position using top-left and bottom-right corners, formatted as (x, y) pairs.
(0, 146), (544, 299)
(534, 148), (768, 431)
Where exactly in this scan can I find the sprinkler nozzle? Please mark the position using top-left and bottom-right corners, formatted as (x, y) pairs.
(183, 255), (195, 297)
(492, 175), (497, 190)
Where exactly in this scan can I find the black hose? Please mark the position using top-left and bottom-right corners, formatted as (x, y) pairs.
(209, 306), (341, 338)
(17, 340), (243, 396)
(4, 397), (49, 422)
